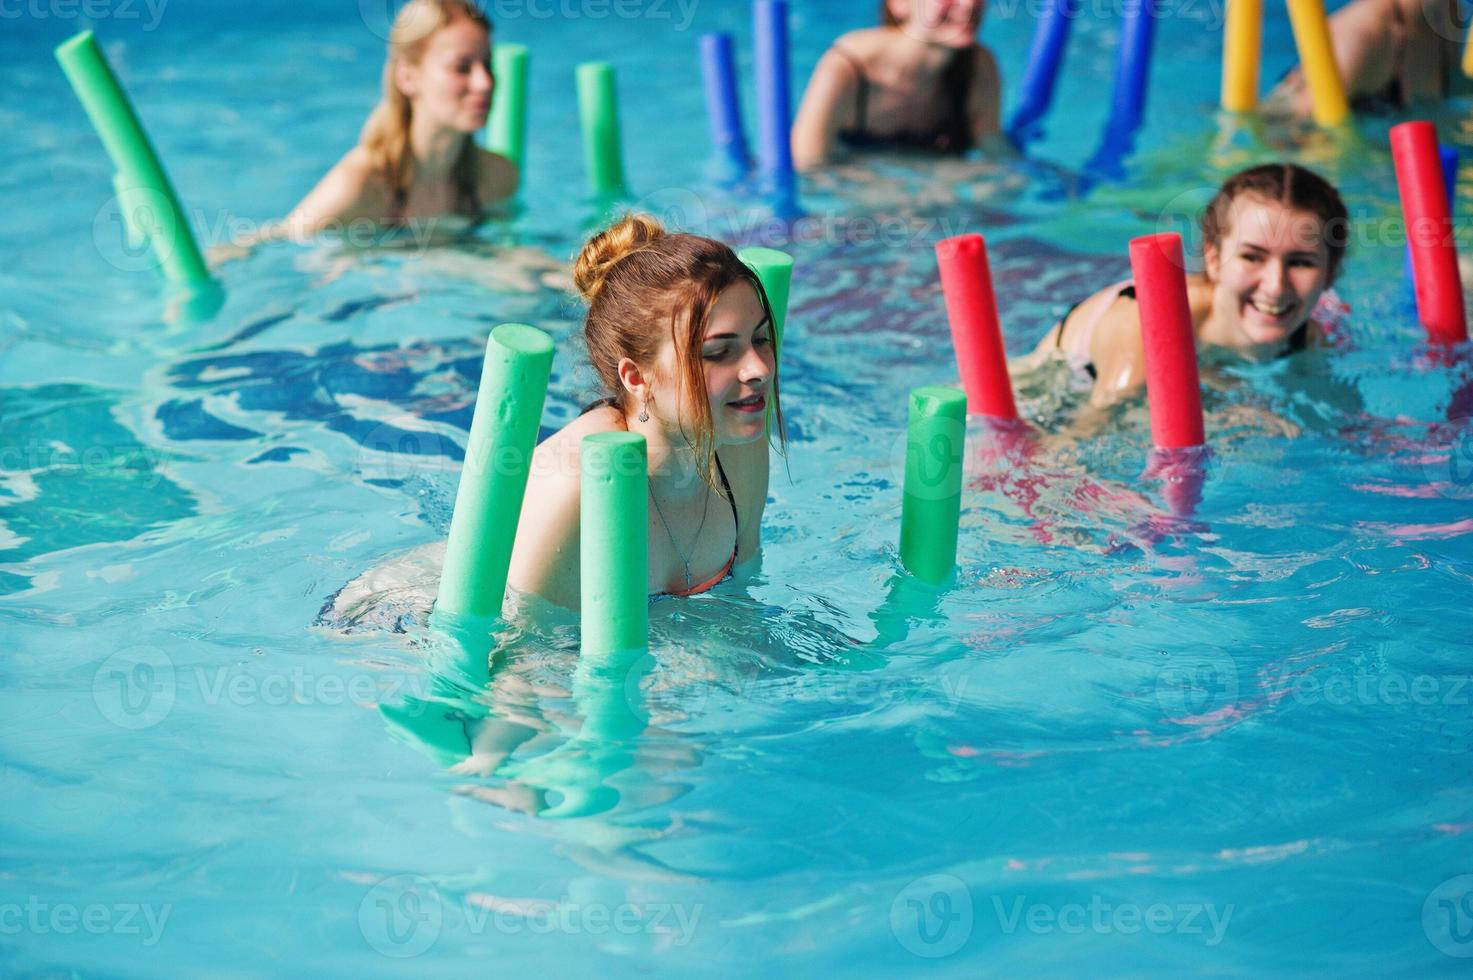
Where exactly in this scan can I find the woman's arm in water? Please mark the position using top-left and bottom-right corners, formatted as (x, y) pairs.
(791, 47), (861, 171)
(209, 148), (390, 265)
(505, 430), (585, 611)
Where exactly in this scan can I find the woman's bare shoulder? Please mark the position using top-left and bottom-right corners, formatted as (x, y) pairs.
(327, 147), (393, 197)
(289, 146), (394, 230)
(476, 148), (518, 204)
(833, 28), (887, 57)
(527, 406), (625, 484)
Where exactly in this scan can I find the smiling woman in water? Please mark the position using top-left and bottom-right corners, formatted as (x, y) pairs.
(505, 213), (785, 608)
(215, 0), (516, 259)
(1020, 163), (1350, 409)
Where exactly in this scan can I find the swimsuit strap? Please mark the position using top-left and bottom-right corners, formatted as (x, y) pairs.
(661, 452), (740, 598)
(1056, 280), (1135, 354)
(714, 451), (739, 540)
(580, 395), (621, 416)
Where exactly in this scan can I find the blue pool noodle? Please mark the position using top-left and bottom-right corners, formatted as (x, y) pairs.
(1404, 144), (1459, 282)
(1085, 0), (1156, 176)
(754, 0), (794, 190)
(700, 32), (750, 169)
(1006, 0), (1075, 147)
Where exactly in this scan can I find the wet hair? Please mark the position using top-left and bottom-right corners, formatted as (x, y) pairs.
(360, 0), (489, 218)
(878, 1), (978, 153)
(1200, 163), (1349, 284)
(573, 213), (786, 490)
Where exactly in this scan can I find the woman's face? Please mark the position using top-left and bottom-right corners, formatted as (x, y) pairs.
(889, 0), (983, 47)
(1205, 194), (1333, 347)
(398, 19), (494, 132)
(654, 282), (775, 447)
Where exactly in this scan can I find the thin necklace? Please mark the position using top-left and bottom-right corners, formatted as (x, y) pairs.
(649, 477), (710, 592)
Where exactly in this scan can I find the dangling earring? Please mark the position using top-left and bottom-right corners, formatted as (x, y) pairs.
(638, 407), (650, 423)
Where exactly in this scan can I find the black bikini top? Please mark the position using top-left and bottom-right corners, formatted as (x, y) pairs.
(829, 45), (974, 155)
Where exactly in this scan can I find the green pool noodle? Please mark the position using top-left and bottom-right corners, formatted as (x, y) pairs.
(54, 30), (210, 286)
(737, 246), (793, 352)
(111, 173), (147, 251)
(579, 432), (648, 663)
(435, 323), (555, 621)
(866, 572), (947, 657)
(899, 386), (967, 585)
(486, 43), (528, 177)
(576, 62), (627, 198)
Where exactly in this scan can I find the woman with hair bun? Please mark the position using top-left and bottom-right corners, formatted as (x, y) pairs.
(504, 214), (785, 609)
(218, 0), (516, 257)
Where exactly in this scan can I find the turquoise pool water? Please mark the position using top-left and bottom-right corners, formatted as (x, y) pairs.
(5, 0), (1473, 974)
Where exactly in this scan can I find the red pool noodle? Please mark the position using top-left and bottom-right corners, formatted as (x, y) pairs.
(1391, 121), (1468, 345)
(1129, 232), (1205, 448)
(935, 234), (1019, 419)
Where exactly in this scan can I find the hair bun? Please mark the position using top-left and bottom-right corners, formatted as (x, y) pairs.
(573, 213), (666, 302)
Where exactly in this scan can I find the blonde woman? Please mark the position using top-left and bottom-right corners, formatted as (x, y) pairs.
(217, 0), (516, 259)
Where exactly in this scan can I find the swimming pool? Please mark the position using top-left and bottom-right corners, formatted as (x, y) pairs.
(4, 0), (1473, 973)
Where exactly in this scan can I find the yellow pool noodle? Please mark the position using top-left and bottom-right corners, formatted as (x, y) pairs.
(1220, 0), (1261, 112)
(1286, 0), (1349, 126)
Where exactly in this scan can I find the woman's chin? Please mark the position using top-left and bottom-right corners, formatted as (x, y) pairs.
(1242, 318), (1294, 347)
(720, 419), (768, 444)
(454, 112), (488, 133)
